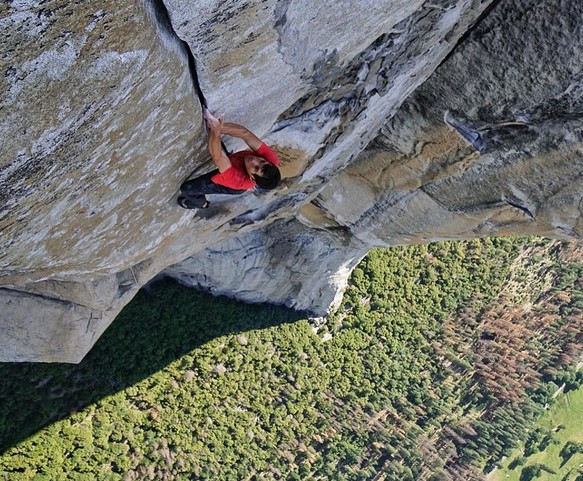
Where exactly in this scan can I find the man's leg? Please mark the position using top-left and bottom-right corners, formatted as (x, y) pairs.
(180, 171), (213, 209)
(179, 170), (246, 209)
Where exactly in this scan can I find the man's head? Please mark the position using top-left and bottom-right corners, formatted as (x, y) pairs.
(244, 155), (281, 190)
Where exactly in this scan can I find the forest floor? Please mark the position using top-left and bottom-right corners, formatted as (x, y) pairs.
(491, 383), (583, 481)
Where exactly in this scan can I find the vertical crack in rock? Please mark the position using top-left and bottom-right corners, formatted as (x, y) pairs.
(148, 0), (239, 155)
(10, 0), (569, 363)
(149, 0), (208, 108)
(439, 0), (504, 65)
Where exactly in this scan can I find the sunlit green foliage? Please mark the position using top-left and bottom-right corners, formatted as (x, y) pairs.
(493, 380), (583, 481)
(1, 237), (582, 480)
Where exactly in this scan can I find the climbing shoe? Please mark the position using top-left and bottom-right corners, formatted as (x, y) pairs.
(177, 196), (210, 210)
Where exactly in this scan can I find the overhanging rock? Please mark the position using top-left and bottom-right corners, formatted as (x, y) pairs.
(163, 218), (367, 316)
(310, 0), (583, 247)
(4, 0), (582, 362)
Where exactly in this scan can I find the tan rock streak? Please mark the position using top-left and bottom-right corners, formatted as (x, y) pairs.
(313, 0), (583, 246)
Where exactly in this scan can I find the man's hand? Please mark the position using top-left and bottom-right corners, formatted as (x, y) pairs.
(203, 108), (224, 134)
(204, 108), (231, 173)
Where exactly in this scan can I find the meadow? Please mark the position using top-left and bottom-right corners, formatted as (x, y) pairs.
(491, 381), (583, 481)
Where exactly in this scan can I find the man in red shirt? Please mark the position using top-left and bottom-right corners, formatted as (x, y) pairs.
(178, 109), (281, 210)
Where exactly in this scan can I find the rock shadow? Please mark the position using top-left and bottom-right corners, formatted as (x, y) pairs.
(0, 278), (307, 453)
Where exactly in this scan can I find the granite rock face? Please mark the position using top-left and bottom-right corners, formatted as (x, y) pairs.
(309, 0), (583, 248)
(164, 219), (367, 314)
(1, 0), (202, 281)
(0, 0), (208, 361)
(2, 0), (582, 362)
(166, 0), (583, 320)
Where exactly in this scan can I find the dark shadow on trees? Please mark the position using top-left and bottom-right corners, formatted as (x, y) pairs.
(508, 455), (526, 470)
(0, 278), (307, 453)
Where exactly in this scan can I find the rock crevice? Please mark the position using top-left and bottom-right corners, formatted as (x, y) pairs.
(151, 0), (208, 108)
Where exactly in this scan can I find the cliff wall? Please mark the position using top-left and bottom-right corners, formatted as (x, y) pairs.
(1, 0), (582, 362)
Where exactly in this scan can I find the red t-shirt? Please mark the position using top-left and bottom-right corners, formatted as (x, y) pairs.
(211, 142), (279, 190)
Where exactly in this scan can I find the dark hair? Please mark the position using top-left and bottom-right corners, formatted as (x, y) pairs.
(254, 163), (281, 190)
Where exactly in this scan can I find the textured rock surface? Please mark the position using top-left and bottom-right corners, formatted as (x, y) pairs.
(2, 0), (197, 280)
(0, 0), (208, 362)
(157, 0), (499, 318)
(310, 0), (583, 247)
(163, 219), (367, 314)
(2, 0), (583, 362)
(164, 0), (426, 137)
(164, 0), (495, 186)
(0, 288), (110, 363)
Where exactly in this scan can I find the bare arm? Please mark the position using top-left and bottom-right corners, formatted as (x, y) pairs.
(221, 122), (263, 151)
(204, 109), (231, 173)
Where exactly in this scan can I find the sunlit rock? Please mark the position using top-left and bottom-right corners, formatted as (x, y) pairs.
(3, 0), (582, 362)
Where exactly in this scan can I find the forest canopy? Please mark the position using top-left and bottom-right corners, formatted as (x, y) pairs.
(1, 237), (582, 480)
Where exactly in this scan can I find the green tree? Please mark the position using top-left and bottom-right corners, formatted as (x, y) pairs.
(520, 464), (542, 481)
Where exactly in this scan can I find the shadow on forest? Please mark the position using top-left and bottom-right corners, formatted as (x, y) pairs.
(0, 278), (307, 454)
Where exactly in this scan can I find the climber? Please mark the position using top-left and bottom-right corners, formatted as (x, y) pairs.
(178, 108), (281, 210)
